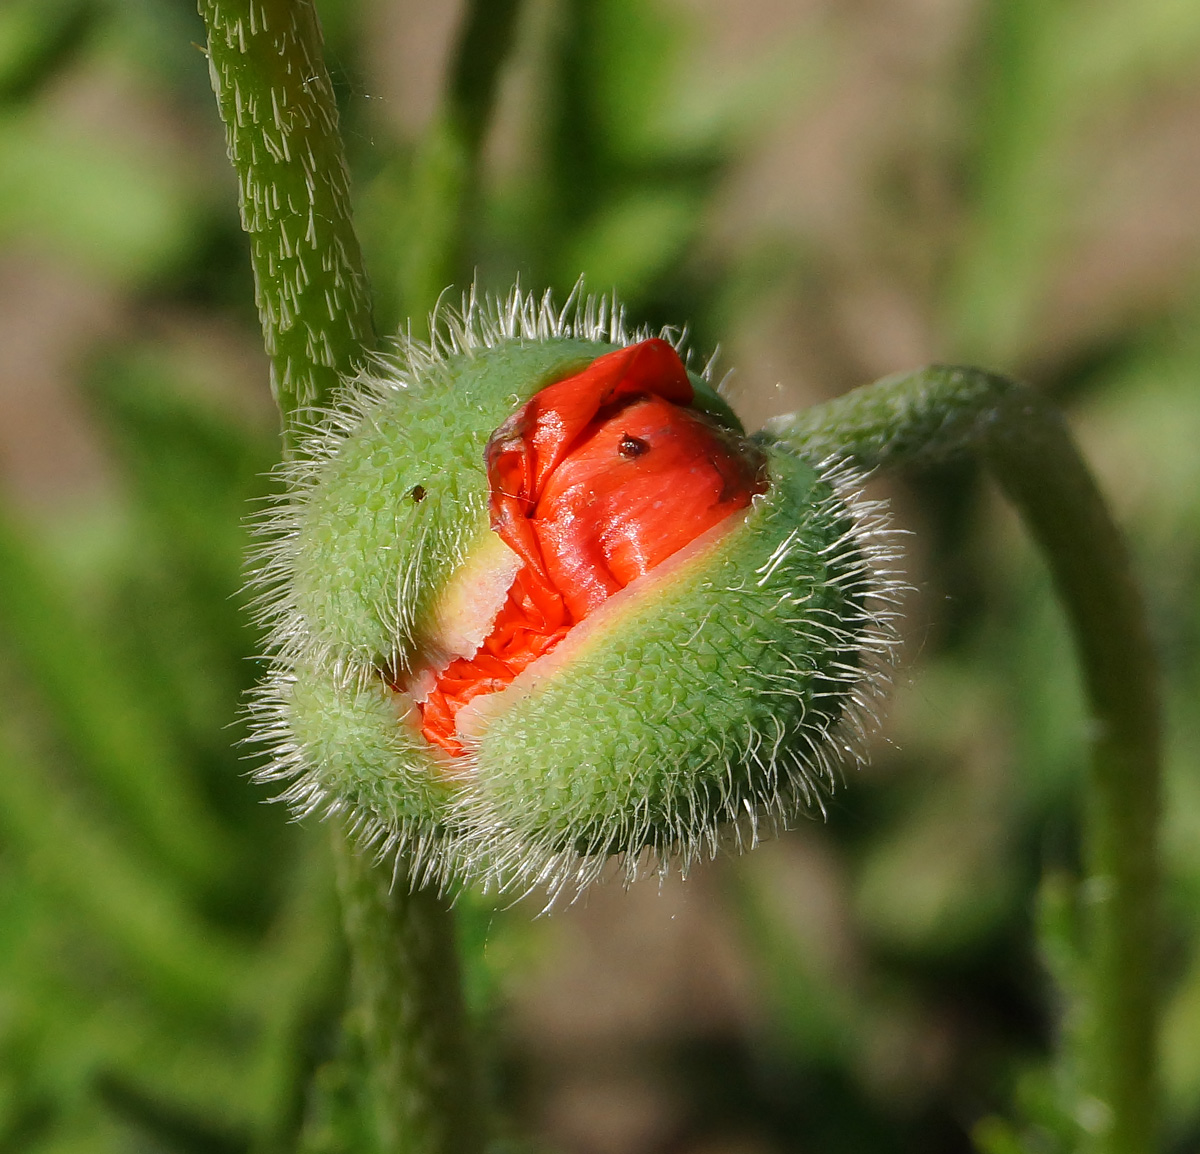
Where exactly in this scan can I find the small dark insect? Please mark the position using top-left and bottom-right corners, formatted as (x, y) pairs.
(618, 434), (650, 459)
(410, 484), (427, 502)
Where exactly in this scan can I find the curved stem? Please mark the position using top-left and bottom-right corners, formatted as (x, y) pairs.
(766, 366), (1161, 1154)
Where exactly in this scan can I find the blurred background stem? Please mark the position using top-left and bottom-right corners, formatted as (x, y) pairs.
(198, 2), (484, 1150)
(769, 367), (1161, 1154)
(397, 0), (522, 325)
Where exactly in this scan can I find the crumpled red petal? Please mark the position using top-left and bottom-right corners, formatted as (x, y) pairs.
(532, 393), (766, 619)
(418, 339), (764, 756)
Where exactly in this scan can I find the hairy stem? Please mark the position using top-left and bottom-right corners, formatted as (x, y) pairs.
(198, 4), (485, 1151)
(330, 832), (483, 1154)
(766, 366), (1160, 1154)
(199, 0), (375, 432)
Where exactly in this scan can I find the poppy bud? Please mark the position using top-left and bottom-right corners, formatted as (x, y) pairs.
(251, 289), (900, 897)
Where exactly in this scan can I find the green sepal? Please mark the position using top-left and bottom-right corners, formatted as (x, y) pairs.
(688, 371), (744, 433)
(257, 305), (895, 895)
(290, 340), (614, 670)
(283, 665), (450, 839)
(462, 444), (868, 867)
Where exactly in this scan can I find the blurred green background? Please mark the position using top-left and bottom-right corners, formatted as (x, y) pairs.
(0, 0), (1198, 1151)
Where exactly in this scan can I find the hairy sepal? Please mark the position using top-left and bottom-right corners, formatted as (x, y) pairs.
(286, 340), (608, 674)
(249, 288), (901, 900)
(447, 444), (896, 897)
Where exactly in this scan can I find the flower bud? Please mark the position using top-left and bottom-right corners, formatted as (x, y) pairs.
(251, 289), (900, 898)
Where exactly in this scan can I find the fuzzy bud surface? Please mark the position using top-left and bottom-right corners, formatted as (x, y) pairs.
(251, 290), (900, 898)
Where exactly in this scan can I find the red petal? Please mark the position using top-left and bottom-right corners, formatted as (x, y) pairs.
(418, 339), (761, 757)
(532, 396), (763, 619)
(486, 338), (692, 508)
(484, 339), (691, 586)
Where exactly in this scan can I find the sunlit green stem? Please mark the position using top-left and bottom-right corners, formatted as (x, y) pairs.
(199, 0), (375, 433)
(199, 4), (484, 1151)
(766, 367), (1160, 1154)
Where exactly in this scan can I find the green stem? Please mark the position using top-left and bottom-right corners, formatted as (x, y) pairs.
(198, 5), (486, 1151)
(199, 0), (375, 433)
(765, 366), (1161, 1154)
(330, 833), (483, 1154)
